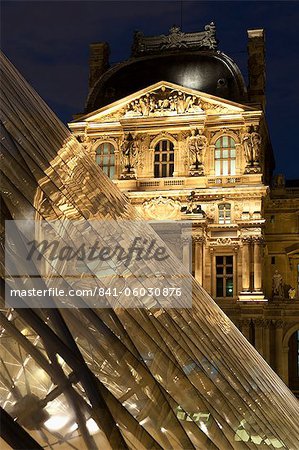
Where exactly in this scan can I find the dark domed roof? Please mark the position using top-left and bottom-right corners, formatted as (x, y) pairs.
(85, 25), (247, 112)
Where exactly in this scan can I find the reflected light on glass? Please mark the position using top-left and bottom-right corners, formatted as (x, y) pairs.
(44, 415), (69, 431)
(86, 418), (100, 435)
(200, 422), (208, 434)
(139, 418), (147, 426)
(70, 422), (78, 433)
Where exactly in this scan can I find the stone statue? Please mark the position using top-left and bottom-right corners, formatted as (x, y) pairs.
(188, 129), (207, 176)
(251, 126), (262, 165)
(120, 133), (137, 179)
(76, 134), (90, 151)
(273, 174), (285, 188)
(242, 126), (262, 169)
(272, 270), (284, 298)
(181, 191), (206, 216)
(242, 128), (252, 165)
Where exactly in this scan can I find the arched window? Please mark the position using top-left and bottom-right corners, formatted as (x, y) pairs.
(95, 142), (115, 179)
(218, 203), (231, 224)
(215, 136), (236, 176)
(154, 140), (174, 178)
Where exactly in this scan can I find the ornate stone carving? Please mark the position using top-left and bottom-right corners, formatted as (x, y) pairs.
(200, 101), (230, 114)
(101, 108), (126, 122)
(272, 270), (284, 298)
(216, 237), (232, 246)
(181, 191), (206, 216)
(180, 130), (191, 139)
(242, 126), (262, 172)
(124, 87), (203, 117)
(272, 174), (285, 188)
(263, 320), (271, 328)
(142, 196), (181, 220)
(272, 320), (284, 329)
(120, 132), (138, 179)
(254, 319), (265, 328)
(241, 236), (252, 243)
(240, 319), (252, 328)
(75, 134), (90, 151)
(131, 23), (218, 57)
(150, 131), (177, 143)
(233, 204), (242, 220)
(252, 236), (264, 244)
(187, 129), (207, 176)
(134, 134), (148, 170)
(193, 234), (205, 244)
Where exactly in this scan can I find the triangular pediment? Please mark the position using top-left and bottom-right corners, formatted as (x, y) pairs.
(72, 81), (256, 124)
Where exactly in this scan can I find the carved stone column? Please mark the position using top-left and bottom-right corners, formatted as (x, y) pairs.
(241, 238), (251, 292)
(263, 320), (271, 364)
(241, 319), (251, 342)
(182, 236), (191, 274)
(274, 320), (284, 380)
(253, 237), (263, 292)
(254, 319), (264, 356)
(193, 235), (204, 285)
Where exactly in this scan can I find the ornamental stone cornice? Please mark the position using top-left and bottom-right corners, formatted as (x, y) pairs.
(131, 23), (218, 56)
(254, 319), (265, 327)
(266, 198), (299, 208)
(272, 319), (284, 329)
(240, 319), (252, 327)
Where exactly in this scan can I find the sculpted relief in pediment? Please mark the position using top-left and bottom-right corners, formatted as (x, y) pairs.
(96, 86), (238, 122)
(124, 86), (204, 117)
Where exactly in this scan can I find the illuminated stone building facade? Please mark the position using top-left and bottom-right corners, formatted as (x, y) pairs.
(1, 40), (299, 449)
(69, 25), (299, 394)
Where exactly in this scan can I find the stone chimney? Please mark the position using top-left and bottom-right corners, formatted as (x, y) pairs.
(88, 42), (110, 90)
(247, 29), (266, 109)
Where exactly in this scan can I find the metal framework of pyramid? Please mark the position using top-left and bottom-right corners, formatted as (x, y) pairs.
(1, 51), (299, 450)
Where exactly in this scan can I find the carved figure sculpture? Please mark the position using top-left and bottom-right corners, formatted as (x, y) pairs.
(272, 270), (284, 298)
(181, 191), (206, 216)
(120, 132), (137, 178)
(251, 126), (262, 164)
(242, 128), (252, 165)
(242, 126), (262, 170)
(273, 174), (285, 188)
(125, 87), (202, 117)
(188, 129), (207, 176)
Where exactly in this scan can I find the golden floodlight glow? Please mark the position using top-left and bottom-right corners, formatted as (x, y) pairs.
(44, 415), (69, 431)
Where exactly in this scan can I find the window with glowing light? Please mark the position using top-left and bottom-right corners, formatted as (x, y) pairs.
(215, 136), (236, 176)
(216, 255), (234, 298)
(95, 142), (115, 179)
(218, 203), (231, 224)
(154, 140), (174, 178)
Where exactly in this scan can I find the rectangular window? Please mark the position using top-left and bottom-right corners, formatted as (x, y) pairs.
(154, 140), (174, 177)
(214, 136), (236, 176)
(216, 255), (234, 298)
(218, 204), (231, 224)
(96, 142), (115, 179)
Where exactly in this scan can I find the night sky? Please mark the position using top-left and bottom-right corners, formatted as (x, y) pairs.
(2, 1), (299, 179)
